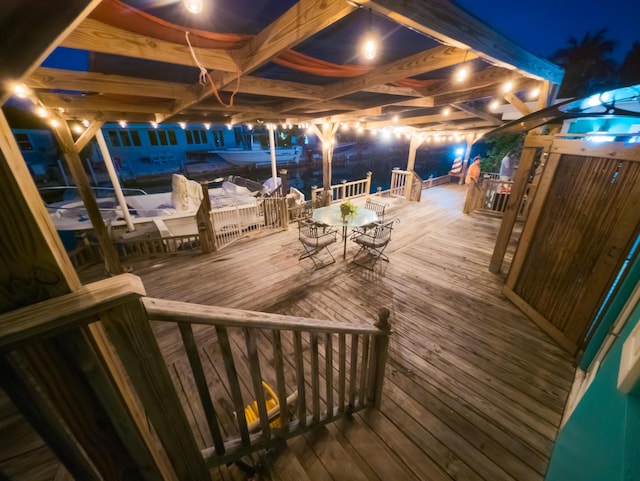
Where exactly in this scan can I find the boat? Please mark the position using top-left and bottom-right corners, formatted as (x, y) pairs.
(41, 174), (265, 248)
(213, 144), (303, 166)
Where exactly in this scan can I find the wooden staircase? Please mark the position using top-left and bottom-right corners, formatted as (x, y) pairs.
(209, 411), (421, 481)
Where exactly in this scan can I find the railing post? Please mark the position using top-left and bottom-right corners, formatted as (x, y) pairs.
(367, 307), (392, 408)
(279, 169), (288, 196)
(341, 179), (347, 200)
(197, 181), (215, 253)
(365, 171), (372, 195)
(311, 185), (317, 206)
(405, 171), (412, 201)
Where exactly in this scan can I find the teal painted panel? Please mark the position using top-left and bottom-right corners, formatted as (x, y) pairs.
(546, 256), (640, 481)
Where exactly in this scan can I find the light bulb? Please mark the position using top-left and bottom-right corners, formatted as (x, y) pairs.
(502, 81), (513, 93)
(178, 122), (186, 129)
(363, 38), (377, 60)
(455, 65), (468, 82)
(183, 0), (203, 14)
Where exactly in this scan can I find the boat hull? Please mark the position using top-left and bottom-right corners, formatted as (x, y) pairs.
(214, 146), (302, 166)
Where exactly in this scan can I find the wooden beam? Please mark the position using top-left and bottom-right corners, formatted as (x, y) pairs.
(418, 66), (517, 97)
(503, 92), (532, 116)
(452, 102), (503, 126)
(40, 93), (174, 115)
(164, 0), (355, 121)
(278, 45), (475, 115)
(221, 76), (325, 101)
(48, 113), (123, 275)
(362, 84), (423, 97)
(74, 120), (104, 152)
(433, 78), (539, 105)
(366, 110), (472, 129)
(28, 68), (199, 100)
(63, 18), (238, 72)
(0, 0), (102, 105)
(361, 0), (564, 83)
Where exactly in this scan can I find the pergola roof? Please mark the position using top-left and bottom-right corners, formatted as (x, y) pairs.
(1, 0), (564, 134)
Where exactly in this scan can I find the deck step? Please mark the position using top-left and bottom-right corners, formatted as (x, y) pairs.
(254, 412), (420, 481)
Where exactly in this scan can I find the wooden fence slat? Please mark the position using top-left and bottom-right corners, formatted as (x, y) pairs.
(178, 323), (225, 455)
(293, 332), (306, 427)
(338, 333), (346, 414)
(310, 333), (320, 422)
(325, 333), (333, 417)
(348, 334), (359, 408)
(272, 330), (289, 432)
(244, 328), (271, 439)
(215, 326), (251, 446)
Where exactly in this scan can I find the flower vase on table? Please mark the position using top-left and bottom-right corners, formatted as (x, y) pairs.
(340, 199), (357, 222)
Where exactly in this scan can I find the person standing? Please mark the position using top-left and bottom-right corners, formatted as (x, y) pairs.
(465, 155), (481, 185)
(463, 156), (481, 214)
(500, 150), (514, 181)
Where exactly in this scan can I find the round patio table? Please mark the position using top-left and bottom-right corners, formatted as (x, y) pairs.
(312, 204), (378, 259)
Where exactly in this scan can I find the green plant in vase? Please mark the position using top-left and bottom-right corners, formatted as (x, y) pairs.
(340, 199), (357, 222)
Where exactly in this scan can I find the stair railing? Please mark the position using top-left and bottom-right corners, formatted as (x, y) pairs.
(0, 274), (392, 477)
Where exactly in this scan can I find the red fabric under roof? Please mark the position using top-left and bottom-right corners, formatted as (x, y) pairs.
(90, 0), (251, 49)
(89, 0), (444, 88)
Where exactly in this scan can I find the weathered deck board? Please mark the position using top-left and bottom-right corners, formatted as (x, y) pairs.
(1, 185), (575, 481)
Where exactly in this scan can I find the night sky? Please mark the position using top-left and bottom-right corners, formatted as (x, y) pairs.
(456, 0), (639, 62)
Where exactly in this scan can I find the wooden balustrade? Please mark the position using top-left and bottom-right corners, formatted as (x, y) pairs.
(0, 274), (393, 474)
(311, 172), (372, 205)
(469, 178), (537, 220)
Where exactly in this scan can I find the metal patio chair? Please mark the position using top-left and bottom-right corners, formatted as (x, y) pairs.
(298, 218), (338, 269)
(351, 218), (398, 270)
(365, 198), (389, 222)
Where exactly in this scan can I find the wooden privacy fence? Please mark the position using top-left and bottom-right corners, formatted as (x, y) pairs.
(311, 172), (372, 205)
(0, 274), (392, 478)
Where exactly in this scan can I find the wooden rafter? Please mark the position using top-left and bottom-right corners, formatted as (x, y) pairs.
(63, 18), (238, 72)
(163, 0), (356, 121)
(361, 0), (564, 83)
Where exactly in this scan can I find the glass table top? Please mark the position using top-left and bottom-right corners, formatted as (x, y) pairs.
(312, 204), (379, 228)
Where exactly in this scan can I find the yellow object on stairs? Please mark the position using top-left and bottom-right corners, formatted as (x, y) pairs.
(244, 381), (281, 429)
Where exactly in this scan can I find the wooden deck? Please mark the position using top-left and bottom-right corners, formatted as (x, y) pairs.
(1, 184), (575, 481)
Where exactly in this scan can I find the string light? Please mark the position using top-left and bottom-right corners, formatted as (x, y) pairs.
(489, 100), (500, 111)
(529, 87), (540, 99)
(178, 122), (186, 129)
(82, 119), (90, 127)
(183, 0), (203, 14)
(13, 84), (28, 98)
(118, 120), (127, 128)
(442, 107), (451, 116)
(203, 122), (211, 130)
(36, 107), (48, 118)
(73, 124), (84, 134)
(502, 81), (514, 93)
(454, 50), (470, 82)
(150, 121), (158, 129)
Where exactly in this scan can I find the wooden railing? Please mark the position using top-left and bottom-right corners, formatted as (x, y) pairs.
(0, 275), (392, 477)
(467, 178), (537, 220)
(310, 172), (372, 205)
(389, 168), (409, 197)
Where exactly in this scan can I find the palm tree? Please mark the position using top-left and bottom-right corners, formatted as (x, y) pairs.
(550, 29), (618, 98)
(619, 41), (640, 87)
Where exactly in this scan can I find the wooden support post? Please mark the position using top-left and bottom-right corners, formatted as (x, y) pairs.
(365, 171), (372, 195)
(50, 115), (123, 274)
(489, 142), (538, 273)
(0, 110), (175, 481)
(196, 181), (215, 253)
(102, 300), (211, 481)
(367, 308), (391, 408)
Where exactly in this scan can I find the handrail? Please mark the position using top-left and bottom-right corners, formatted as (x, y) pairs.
(310, 172), (372, 205)
(3, 275), (393, 475)
(143, 297), (381, 335)
(0, 274), (146, 351)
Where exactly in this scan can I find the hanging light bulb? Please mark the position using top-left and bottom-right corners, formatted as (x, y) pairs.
(362, 9), (378, 61)
(183, 0), (203, 14)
